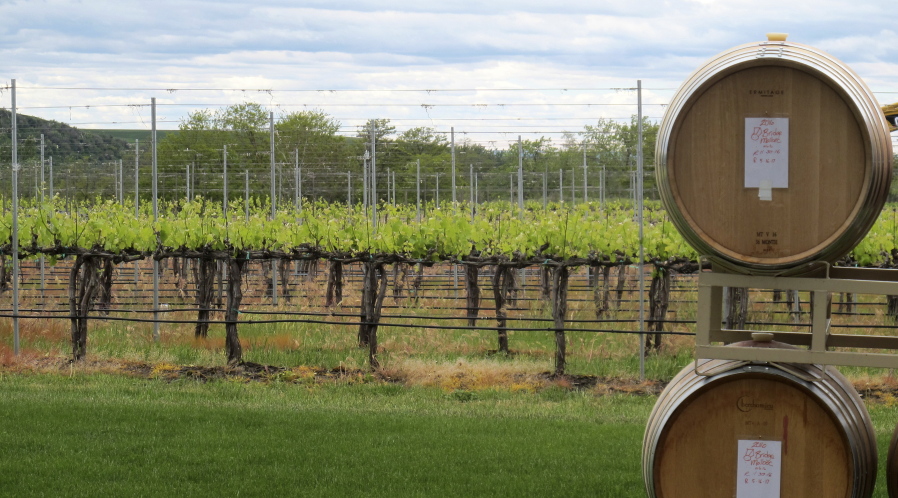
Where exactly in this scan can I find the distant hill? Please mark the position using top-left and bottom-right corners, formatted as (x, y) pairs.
(0, 110), (176, 163)
(90, 129), (176, 142)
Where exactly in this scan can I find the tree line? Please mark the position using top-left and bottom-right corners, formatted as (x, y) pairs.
(153, 103), (661, 204)
(0, 104), (660, 203)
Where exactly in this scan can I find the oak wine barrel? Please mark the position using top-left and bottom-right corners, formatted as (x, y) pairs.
(655, 36), (893, 276)
(642, 342), (876, 497)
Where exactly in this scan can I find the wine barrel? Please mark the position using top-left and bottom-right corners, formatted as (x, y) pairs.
(643, 347), (876, 497)
(656, 35), (892, 276)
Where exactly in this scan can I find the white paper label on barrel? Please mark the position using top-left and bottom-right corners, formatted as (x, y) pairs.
(736, 439), (782, 498)
(758, 180), (773, 201)
(744, 117), (789, 189)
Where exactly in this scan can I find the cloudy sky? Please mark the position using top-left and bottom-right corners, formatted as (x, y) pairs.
(1, 0), (896, 148)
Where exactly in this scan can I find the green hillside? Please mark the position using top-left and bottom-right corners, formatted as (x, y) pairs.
(0, 110), (171, 163)
(90, 129), (176, 142)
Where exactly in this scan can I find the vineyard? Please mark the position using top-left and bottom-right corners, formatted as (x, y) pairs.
(4, 16), (898, 497)
(4, 196), (898, 377)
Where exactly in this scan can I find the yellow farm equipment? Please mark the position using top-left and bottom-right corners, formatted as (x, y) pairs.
(884, 102), (898, 132)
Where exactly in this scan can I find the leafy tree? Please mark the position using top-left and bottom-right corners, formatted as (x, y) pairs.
(276, 110), (345, 163)
(156, 105), (360, 203)
(0, 107), (664, 205)
(275, 110), (350, 203)
(580, 116), (659, 199)
(157, 109), (223, 172)
(347, 119), (398, 203)
(356, 118), (395, 143)
(394, 127), (447, 157)
(156, 103), (274, 202)
(384, 127), (449, 201)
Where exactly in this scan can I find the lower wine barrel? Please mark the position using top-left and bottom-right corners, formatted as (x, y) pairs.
(643, 350), (876, 497)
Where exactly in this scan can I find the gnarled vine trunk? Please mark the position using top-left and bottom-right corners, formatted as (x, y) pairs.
(392, 263), (408, 303)
(724, 286), (749, 330)
(278, 259), (291, 302)
(215, 260), (225, 308)
(505, 268), (520, 307)
(69, 255), (106, 361)
(358, 260), (387, 369)
(540, 266), (553, 302)
(325, 260), (344, 307)
(491, 265), (512, 354)
(615, 263), (628, 308)
(551, 265), (569, 376)
(0, 255), (9, 295)
(96, 258), (115, 315)
(305, 259), (319, 282)
(593, 265), (612, 318)
(646, 266), (671, 351)
(888, 295), (898, 319)
(224, 256), (247, 366)
(465, 264), (481, 327)
(784, 290), (803, 322)
(193, 257), (218, 338)
(173, 257), (189, 300)
(839, 292), (855, 313)
(411, 263), (425, 301)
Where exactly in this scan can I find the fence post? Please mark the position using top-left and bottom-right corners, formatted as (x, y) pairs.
(223, 144), (228, 213)
(517, 136), (524, 217)
(583, 146), (588, 202)
(370, 123), (377, 230)
(135, 139), (140, 288)
(416, 159), (421, 222)
(451, 127), (456, 207)
(469, 164), (474, 221)
(270, 112), (278, 305)
(151, 97), (160, 343)
(11, 79), (19, 354)
(637, 79), (646, 381)
(559, 169), (563, 203)
(39, 134), (45, 302)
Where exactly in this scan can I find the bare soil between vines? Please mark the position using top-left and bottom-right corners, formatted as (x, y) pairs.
(3, 354), (898, 404)
(1, 354), (667, 395)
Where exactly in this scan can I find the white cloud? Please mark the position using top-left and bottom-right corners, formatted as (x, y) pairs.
(0, 0), (893, 148)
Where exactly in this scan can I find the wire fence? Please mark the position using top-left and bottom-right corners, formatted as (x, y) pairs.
(0, 157), (661, 208)
(2, 83), (898, 372)
(4, 256), (896, 340)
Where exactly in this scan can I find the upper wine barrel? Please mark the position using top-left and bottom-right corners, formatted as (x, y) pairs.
(656, 36), (892, 275)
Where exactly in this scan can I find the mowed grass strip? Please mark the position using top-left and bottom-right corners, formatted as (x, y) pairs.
(0, 373), (650, 497)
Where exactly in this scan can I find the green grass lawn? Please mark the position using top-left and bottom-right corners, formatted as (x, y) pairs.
(0, 372), (651, 497)
(1, 371), (898, 497)
(4, 273), (898, 496)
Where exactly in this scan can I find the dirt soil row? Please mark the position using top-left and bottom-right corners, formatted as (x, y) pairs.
(4, 355), (898, 403)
